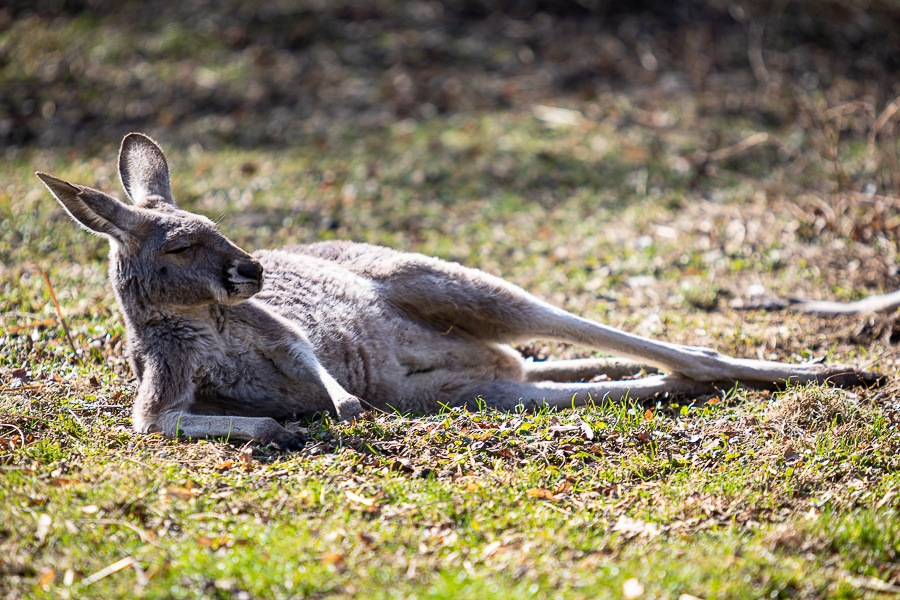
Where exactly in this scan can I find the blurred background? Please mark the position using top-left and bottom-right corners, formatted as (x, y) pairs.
(2, 0), (898, 159)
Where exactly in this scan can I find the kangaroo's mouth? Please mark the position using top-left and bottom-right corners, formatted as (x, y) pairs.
(225, 260), (264, 300)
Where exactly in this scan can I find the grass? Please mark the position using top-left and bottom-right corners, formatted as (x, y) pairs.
(3, 2), (900, 598)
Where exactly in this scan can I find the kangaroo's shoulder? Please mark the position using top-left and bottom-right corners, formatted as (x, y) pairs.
(260, 240), (456, 281)
(274, 240), (403, 264)
(252, 241), (406, 278)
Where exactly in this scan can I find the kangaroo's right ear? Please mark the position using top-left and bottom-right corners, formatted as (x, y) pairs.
(118, 132), (175, 206)
(36, 172), (140, 247)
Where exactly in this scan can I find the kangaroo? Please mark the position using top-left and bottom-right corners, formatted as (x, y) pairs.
(36, 133), (883, 450)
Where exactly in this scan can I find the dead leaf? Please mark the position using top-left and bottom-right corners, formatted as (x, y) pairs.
(214, 460), (236, 471)
(162, 485), (197, 500)
(612, 515), (661, 538)
(578, 418), (594, 440)
(49, 477), (80, 488)
(345, 490), (380, 512)
(36, 514), (52, 542)
(197, 535), (233, 550)
(359, 532), (376, 546)
(238, 447), (254, 469)
(80, 505), (100, 514)
(783, 446), (801, 462)
(37, 568), (56, 587)
(322, 552), (345, 568)
(345, 490), (375, 507)
(846, 575), (900, 593)
(390, 458), (414, 472)
(481, 540), (503, 559)
(554, 477), (575, 495)
(465, 481), (480, 492)
(623, 577), (645, 598)
(644, 408), (655, 421)
(527, 488), (561, 502)
(532, 104), (584, 127)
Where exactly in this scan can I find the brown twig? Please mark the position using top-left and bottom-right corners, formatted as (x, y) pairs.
(40, 269), (82, 364)
(704, 132), (770, 163)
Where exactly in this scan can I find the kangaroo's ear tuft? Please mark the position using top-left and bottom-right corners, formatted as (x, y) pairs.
(37, 171), (140, 247)
(118, 133), (175, 207)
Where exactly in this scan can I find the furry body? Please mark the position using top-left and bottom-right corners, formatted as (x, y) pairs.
(36, 133), (883, 450)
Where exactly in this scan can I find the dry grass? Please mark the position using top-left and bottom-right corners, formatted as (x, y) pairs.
(2, 1), (900, 597)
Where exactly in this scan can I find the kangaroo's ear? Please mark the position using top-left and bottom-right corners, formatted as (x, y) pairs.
(36, 171), (141, 247)
(118, 132), (175, 206)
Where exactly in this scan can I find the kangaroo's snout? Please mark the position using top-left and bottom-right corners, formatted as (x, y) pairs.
(226, 258), (264, 300)
(236, 259), (264, 284)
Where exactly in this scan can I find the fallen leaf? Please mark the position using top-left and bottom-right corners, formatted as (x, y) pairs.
(162, 486), (197, 500)
(80, 505), (100, 514)
(578, 418), (594, 440)
(644, 409), (654, 421)
(391, 458), (414, 472)
(36, 514), (52, 542)
(533, 104), (584, 127)
(322, 552), (345, 568)
(612, 515), (660, 538)
(345, 490), (375, 507)
(623, 577), (645, 599)
(481, 540), (503, 559)
(465, 481), (480, 492)
(197, 535), (233, 550)
(238, 447), (254, 468)
(37, 568), (56, 587)
(527, 488), (561, 502)
(846, 575), (900, 593)
(554, 477), (574, 495)
(345, 490), (381, 512)
(783, 446), (801, 462)
(49, 477), (80, 488)
(214, 460), (235, 471)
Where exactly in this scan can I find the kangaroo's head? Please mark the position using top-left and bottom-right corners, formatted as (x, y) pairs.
(36, 133), (264, 312)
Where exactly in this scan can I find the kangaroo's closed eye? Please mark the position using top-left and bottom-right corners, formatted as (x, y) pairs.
(166, 244), (194, 255)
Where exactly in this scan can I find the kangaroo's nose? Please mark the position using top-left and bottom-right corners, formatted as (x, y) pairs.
(236, 259), (264, 284)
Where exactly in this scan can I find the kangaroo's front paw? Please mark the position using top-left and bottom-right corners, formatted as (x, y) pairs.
(335, 396), (365, 421)
(260, 428), (307, 451)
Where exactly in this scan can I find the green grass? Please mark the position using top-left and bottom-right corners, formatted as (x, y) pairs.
(3, 4), (900, 599)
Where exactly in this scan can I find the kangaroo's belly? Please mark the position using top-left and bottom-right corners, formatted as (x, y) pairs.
(253, 249), (525, 412)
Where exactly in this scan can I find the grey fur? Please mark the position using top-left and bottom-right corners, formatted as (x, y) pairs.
(35, 133), (883, 450)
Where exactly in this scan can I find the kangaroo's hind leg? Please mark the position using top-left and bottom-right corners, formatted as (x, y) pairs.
(456, 376), (720, 411)
(524, 358), (658, 382)
(372, 253), (881, 389)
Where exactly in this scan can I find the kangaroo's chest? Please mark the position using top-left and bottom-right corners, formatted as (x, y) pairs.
(190, 324), (334, 417)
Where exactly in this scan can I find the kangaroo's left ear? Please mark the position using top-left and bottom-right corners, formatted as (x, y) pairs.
(118, 132), (176, 207)
(36, 171), (142, 247)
